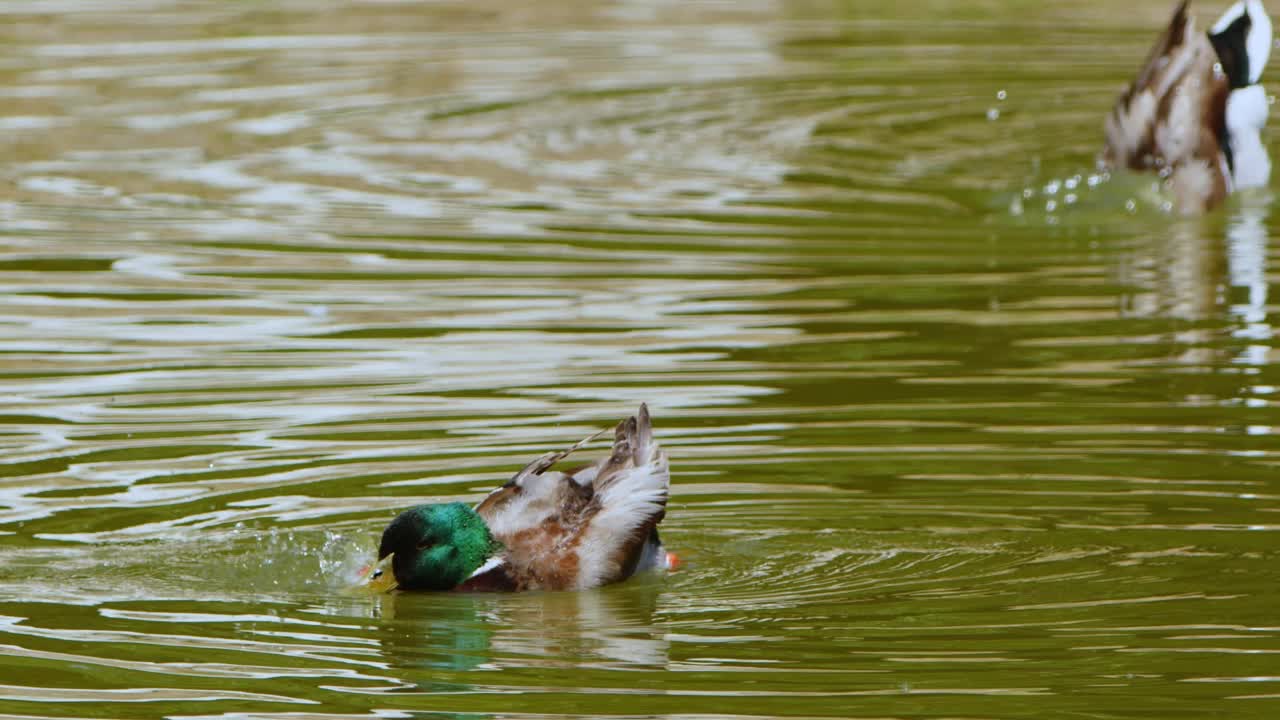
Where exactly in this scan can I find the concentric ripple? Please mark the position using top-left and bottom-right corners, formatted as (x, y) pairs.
(0, 1), (1278, 719)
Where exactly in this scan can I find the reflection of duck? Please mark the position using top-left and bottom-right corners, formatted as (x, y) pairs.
(363, 405), (674, 592)
(1116, 196), (1271, 404)
(1224, 196), (1272, 366)
(370, 577), (669, 682)
(1103, 1), (1272, 212)
(372, 593), (493, 676)
(487, 582), (668, 667)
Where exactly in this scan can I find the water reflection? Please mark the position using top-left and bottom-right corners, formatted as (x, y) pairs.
(371, 593), (491, 685)
(1, 1), (1279, 719)
(1118, 214), (1220, 322)
(1225, 198), (1273, 369)
(1117, 198), (1274, 394)
(486, 582), (668, 668)
(370, 580), (668, 680)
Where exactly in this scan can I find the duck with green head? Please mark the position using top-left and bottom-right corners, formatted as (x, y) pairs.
(362, 404), (673, 593)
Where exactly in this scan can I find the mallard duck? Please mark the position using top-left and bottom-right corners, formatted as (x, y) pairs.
(1103, 0), (1272, 212)
(361, 404), (673, 592)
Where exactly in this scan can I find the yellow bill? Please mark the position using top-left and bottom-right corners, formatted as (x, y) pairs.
(357, 553), (399, 594)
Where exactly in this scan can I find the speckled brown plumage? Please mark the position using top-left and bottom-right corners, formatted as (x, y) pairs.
(1103, 1), (1234, 212)
(466, 404), (670, 591)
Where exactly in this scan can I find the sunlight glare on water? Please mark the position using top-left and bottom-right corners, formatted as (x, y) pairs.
(0, 0), (1279, 719)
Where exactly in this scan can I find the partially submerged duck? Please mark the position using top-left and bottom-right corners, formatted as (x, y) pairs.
(362, 404), (673, 592)
(1103, 0), (1272, 212)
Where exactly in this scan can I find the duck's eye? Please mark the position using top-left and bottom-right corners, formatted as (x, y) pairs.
(416, 539), (434, 550)
(371, 569), (383, 579)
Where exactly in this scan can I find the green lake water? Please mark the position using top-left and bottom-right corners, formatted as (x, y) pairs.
(1, 1), (1278, 718)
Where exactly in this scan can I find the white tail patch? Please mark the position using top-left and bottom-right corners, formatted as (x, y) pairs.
(1227, 84), (1271, 189)
(1215, 0), (1273, 192)
(634, 532), (668, 572)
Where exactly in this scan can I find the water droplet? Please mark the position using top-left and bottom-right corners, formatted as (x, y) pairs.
(1125, 199), (1137, 213)
(1045, 200), (1058, 212)
(986, 107), (1000, 121)
(996, 89), (1007, 101)
(1065, 193), (1078, 205)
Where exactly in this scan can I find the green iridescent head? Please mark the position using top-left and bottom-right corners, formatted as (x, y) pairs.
(371, 503), (497, 591)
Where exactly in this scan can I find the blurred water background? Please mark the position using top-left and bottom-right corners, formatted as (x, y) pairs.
(0, 1), (1278, 718)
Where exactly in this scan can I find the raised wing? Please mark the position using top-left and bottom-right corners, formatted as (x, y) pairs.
(473, 426), (604, 540)
(572, 404), (670, 588)
(472, 405), (670, 591)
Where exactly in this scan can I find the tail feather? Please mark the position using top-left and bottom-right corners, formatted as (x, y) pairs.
(509, 426), (610, 484)
(634, 402), (653, 465)
(595, 412), (642, 492)
(1104, 1), (1200, 169)
(575, 404), (670, 588)
(1131, 1), (1192, 96)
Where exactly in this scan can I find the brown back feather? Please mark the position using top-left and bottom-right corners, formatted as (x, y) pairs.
(1103, 0), (1232, 211)
(472, 405), (667, 591)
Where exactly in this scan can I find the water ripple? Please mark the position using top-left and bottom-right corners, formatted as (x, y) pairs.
(0, 1), (1278, 718)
